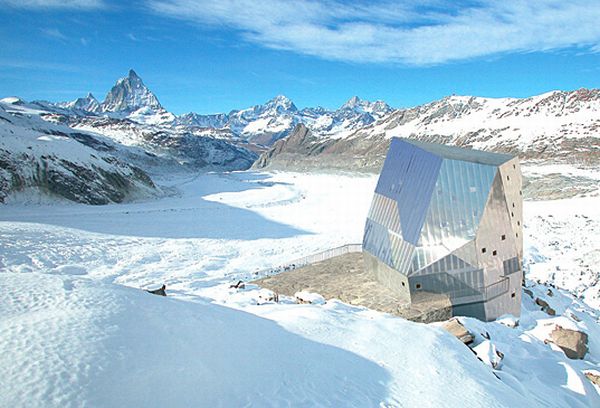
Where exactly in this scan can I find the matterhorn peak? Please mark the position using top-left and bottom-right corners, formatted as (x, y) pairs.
(100, 69), (162, 113)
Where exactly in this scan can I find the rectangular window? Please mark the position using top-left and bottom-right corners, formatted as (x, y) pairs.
(481, 248), (487, 254)
(492, 250), (497, 256)
(501, 234), (506, 240)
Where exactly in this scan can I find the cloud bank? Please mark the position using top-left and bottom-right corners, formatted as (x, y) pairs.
(147, 0), (600, 65)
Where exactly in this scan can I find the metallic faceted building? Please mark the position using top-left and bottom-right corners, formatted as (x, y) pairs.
(363, 138), (523, 321)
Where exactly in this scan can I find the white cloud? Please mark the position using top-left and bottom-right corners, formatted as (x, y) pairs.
(147, 0), (600, 65)
(41, 28), (68, 41)
(0, 0), (105, 9)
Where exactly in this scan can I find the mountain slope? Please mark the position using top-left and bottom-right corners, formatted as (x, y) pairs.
(0, 100), (158, 204)
(256, 89), (600, 172)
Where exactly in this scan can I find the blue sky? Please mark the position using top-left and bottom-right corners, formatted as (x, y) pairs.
(2, 0), (600, 114)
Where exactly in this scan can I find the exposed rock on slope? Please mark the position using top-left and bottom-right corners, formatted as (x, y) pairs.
(100, 69), (162, 113)
(0, 101), (158, 204)
(255, 89), (600, 172)
(253, 124), (390, 172)
(69, 115), (257, 171)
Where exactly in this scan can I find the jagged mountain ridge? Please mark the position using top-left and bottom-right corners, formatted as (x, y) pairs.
(46, 70), (393, 148)
(172, 94), (393, 146)
(255, 89), (600, 172)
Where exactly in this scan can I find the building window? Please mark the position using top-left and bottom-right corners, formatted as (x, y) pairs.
(507, 175), (510, 181)
(516, 232), (519, 238)
(511, 212), (514, 217)
(512, 203), (515, 208)
(513, 164), (516, 169)
(401, 282), (405, 287)
(492, 250), (497, 256)
(517, 221), (521, 226)
(416, 283), (421, 289)
(519, 190), (522, 196)
(511, 292), (516, 298)
(481, 248), (487, 254)
(501, 234), (506, 240)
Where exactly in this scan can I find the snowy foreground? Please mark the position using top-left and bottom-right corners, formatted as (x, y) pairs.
(1, 171), (600, 407)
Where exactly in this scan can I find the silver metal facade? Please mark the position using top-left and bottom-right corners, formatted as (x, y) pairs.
(363, 138), (523, 321)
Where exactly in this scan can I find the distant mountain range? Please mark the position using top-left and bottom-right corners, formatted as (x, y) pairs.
(256, 90), (600, 172)
(30, 69), (393, 149)
(1, 69), (599, 203)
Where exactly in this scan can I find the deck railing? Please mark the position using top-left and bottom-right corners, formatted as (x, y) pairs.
(287, 243), (363, 268)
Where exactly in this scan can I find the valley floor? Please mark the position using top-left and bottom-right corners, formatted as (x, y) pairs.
(1, 168), (599, 407)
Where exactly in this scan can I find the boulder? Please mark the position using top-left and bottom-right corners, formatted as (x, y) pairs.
(441, 318), (474, 344)
(147, 284), (166, 296)
(295, 291), (326, 305)
(257, 289), (279, 304)
(535, 297), (556, 316)
(585, 371), (600, 387)
(548, 326), (588, 359)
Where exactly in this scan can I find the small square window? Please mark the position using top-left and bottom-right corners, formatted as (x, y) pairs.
(501, 234), (506, 240)
(492, 250), (497, 256)
(416, 283), (421, 289)
(507, 175), (510, 181)
(511, 292), (516, 298)
(401, 282), (405, 287)
(517, 221), (521, 226)
(481, 248), (487, 254)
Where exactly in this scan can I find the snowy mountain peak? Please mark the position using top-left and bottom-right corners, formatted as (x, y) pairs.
(341, 96), (362, 109)
(340, 96), (392, 117)
(100, 69), (162, 113)
(61, 92), (100, 113)
(128, 69), (140, 80)
(264, 95), (297, 112)
(0, 96), (25, 105)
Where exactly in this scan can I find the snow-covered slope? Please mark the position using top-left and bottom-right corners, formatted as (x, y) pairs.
(69, 115), (257, 170)
(0, 95), (257, 204)
(0, 100), (158, 204)
(1, 171), (599, 406)
(362, 89), (600, 155)
(256, 89), (600, 171)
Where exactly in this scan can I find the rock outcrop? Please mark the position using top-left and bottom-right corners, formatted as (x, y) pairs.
(548, 326), (588, 359)
(441, 318), (475, 344)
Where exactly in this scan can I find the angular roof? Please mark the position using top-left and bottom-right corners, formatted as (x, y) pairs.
(398, 138), (514, 166)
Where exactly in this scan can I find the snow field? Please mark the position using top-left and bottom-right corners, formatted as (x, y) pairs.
(1, 169), (599, 406)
